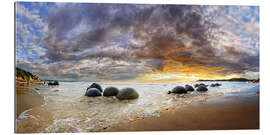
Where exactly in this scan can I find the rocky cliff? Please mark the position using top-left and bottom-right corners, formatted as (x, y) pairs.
(16, 67), (40, 83)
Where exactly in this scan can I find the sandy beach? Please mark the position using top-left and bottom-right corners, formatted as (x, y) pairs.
(14, 2), (261, 133)
(15, 81), (259, 133)
(104, 92), (259, 131)
(16, 85), (44, 118)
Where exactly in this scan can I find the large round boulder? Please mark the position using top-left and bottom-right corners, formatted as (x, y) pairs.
(185, 85), (194, 91)
(194, 83), (208, 88)
(48, 81), (59, 86)
(196, 86), (208, 92)
(87, 83), (102, 92)
(85, 88), (102, 97)
(116, 88), (139, 100)
(194, 84), (200, 88)
(168, 86), (187, 94)
(103, 87), (119, 97)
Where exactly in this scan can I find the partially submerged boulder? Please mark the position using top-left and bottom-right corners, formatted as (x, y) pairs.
(87, 83), (102, 92)
(185, 85), (194, 91)
(168, 86), (187, 94)
(103, 87), (119, 97)
(194, 84), (200, 88)
(196, 86), (208, 92)
(194, 83), (208, 88)
(48, 81), (59, 86)
(210, 83), (222, 87)
(85, 88), (102, 97)
(116, 88), (139, 100)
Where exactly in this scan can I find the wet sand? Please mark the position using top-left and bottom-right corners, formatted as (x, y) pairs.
(104, 93), (259, 131)
(15, 82), (259, 133)
(16, 86), (44, 118)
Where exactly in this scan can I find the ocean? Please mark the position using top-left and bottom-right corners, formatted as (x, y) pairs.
(15, 81), (259, 133)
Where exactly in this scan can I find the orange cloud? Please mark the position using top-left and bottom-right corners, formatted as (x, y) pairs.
(138, 61), (243, 82)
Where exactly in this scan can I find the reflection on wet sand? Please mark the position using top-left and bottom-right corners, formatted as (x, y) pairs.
(16, 85), (44, 118)
(105, 92), (259, 131)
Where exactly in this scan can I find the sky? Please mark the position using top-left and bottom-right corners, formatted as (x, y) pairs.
(15, 2), (259, 82)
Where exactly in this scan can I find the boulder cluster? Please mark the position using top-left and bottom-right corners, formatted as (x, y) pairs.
(168, 83), (222, 94)
(85, 83), (139, 100)
(85, 82), (222, 99)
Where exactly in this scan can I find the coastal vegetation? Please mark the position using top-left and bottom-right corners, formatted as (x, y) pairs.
(16, 67), (40, 84)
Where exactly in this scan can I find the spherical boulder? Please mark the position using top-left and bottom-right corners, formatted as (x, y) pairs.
(103, 87), (119, 97)
(185, 85), (194, 91)
(87, 83), (103, 92)
(194, 83), (208, 88)
(48, 81), (59, 86)
(196, 86), (208, 92)
(194, 84), (200, 88)
(116, 88), (139, 100)
(85, 88), (102, 97)
(169, 86), (187, 94)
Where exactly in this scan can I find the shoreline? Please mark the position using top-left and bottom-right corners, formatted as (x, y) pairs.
(103, 91), (259, 131)
(16, 84), (45, 118)
(15, 82), (259, 133)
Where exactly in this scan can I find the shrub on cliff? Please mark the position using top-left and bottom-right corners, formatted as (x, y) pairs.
(16, 67), (40, 81)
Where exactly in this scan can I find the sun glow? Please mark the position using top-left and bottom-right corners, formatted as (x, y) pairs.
(140, 73), (198, 82)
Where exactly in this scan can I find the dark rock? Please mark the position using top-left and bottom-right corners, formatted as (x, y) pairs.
(87, 83), (102, 92)
(200, 83), (208, 87)
(116, 88), (139, 100)
(85, 88), (102, 97)
(103, 87), (119, 97)
(194, 84), (200, 88)
(52, 89), (59, 92)
(210, 83), (222, 87)
(171, 86), (187, 94)
(194, 83), (208, 88)
(185, 85), (194, 91)
(252, 79), (259, 83)
(196, 86), (208, 92)
(48, 81), (59, 86)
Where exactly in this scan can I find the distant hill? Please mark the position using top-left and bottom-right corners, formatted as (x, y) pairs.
(16, 67), (40, 82)
(198, 78), (259, 82)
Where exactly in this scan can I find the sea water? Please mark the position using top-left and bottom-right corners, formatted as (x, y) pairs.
(15, 81), (259, 133)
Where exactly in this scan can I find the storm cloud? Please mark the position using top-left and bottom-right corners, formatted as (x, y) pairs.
(16, 2), (259, 81)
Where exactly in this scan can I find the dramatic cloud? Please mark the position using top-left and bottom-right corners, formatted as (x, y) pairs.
(16, 2), (259, 81)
